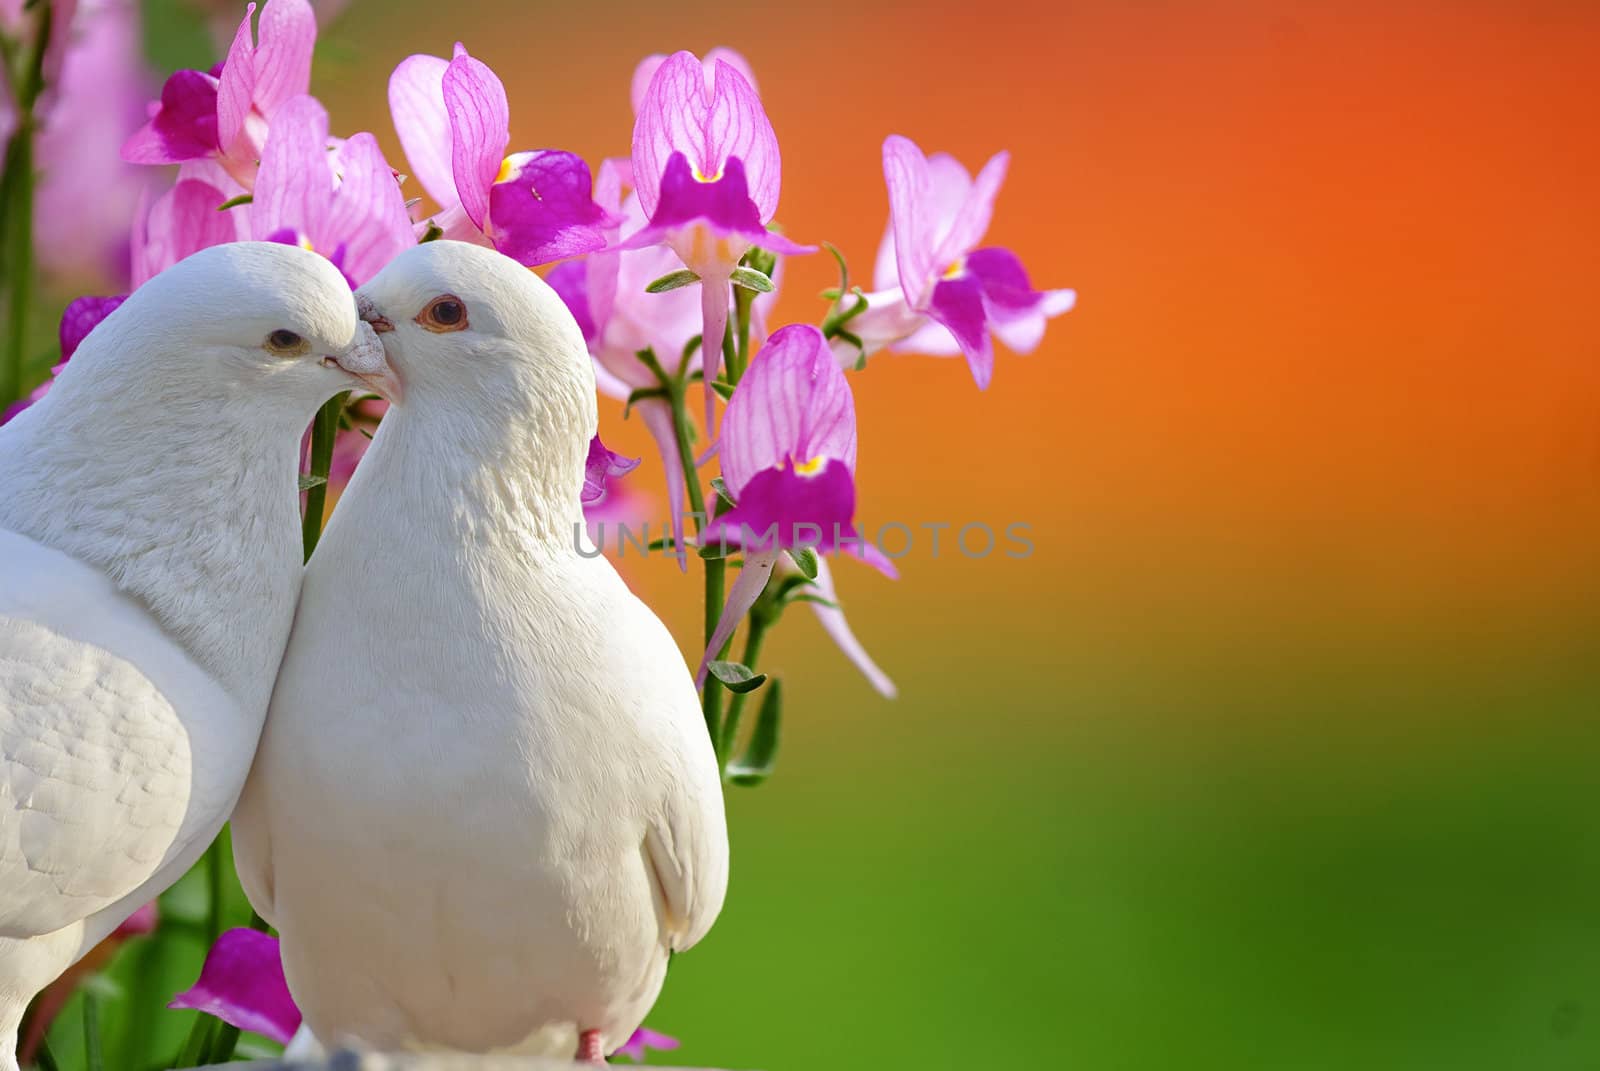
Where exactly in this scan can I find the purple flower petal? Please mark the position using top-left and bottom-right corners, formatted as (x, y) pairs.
(614, 1026), (681, 1062)
(582, 433), (640, 506)
(696, 550), (778, 687)
(121, 70), (220, 164)
(250, 95), (331, 250)
(630, 51), (782, 223)
(251, 0), (317, 117)
(638, 399), (690, 572)
(488, 150), (611, 266)
(803, 556), (896, 697)
(323, 132), (414, 286)
(547, 260), (596, 345)
(882, 135), (938, 308)
(388, 53), (457, 209)
(931, 152), (1008, 278)
(927, 273), (993, 389)
(59, 296), (127, 361)
(719, 323), (857, 496)
(115, 901), (159, 937)
(965, 246), (1040, 311)
(216, 4), (259, 157)
(132, 178), (241, 286)
(701, 459), (858, 557)
(630, 48), (757, 116)
(442, 44), (510, 230)
(168, 928), (302, 1046)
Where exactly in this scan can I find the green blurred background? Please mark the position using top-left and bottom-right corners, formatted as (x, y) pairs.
(28, 0), (1600, 1068)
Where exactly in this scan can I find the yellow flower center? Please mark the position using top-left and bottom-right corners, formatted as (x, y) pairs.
(942, 258), (967, 280)
(792, 456), (826, 476)
(692, 163), (724, 183)
(496, 157), (516, 184)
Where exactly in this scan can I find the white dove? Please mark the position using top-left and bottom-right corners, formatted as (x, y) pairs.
(231, 241), (729, 1061)
(0, 242), (399, 1070)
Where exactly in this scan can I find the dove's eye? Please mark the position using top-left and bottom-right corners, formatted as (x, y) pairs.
(265, 329), (308, 355)
(417, 295), (468, 333)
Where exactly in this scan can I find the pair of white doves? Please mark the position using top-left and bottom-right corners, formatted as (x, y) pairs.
(0, 241), (728, 1067)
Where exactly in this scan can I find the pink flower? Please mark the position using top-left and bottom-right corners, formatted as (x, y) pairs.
(620, 49), (813, 436)
(614, 1026), (680, 1062)
(696, 324), (895, 685)
(132, 171), (247, 286)
(845, 135), (1075, 388)
(32, 0), (157, 287)
(548, 158), (704, 567)
(2, 295), (129, 424)
(388, 43), (610, 265)
(250, 95), (414, 287)
(169, 928), (301, 1045)
(582, 433), (640, 508)
(122, 0), (317, 190)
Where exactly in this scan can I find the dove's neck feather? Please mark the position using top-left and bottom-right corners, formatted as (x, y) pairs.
(0, 360), (305, 710)
(354, 382), (593, 550)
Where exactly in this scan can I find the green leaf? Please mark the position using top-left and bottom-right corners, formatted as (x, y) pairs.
(823, 240), (850, 296)
(646, 269), (700, 293)
(216, 193), (252, 210)
(707, 660), (767, 693)
(623, 386), (668, 416)
(728, 679), (782, 785)
(740, 244), (777, 277)
(730, 266), (775, 293)
(296, 473), (328, 492)
(420, 221), (445, 243)
(698, 538), (733, 560)
(710, 379), (736, 400)
(787, 546), (819, 579)
(709, 476), (737, 507)
(788, 593), (840, 610)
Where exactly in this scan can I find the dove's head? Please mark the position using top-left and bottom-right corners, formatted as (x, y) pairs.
(80, 242), (402, 416)
(355, 241), (598, 484)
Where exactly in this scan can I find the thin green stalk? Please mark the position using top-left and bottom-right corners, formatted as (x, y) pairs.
(174, 1015), (216, 1070)
(300, 392), (347, 560)
(719, 614), (767, 760)
(0, 3), (51, 409)
(33, 1036), (61, 1071)
(663, 377), (725, 744)
(203, 1022), (242, 1066)
(204, 835), (224, 945)
(80, 990), (103, 1071)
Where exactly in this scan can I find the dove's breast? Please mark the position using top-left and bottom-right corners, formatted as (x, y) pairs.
(248, 520), (699, 1055)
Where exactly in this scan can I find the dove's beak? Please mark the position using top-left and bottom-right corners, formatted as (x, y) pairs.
(328, 320), (404, 403)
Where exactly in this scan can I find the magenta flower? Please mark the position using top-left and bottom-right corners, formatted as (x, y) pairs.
(549, 158), (704, 567)
(250, 95), (414, 287)
(32, 0), (156, 286)
(169, 928), (302, 1045)
(1, 294), (131, 425)
(614, 1026), (680, 1062)
(582, 433), (640, 508)
(122, 0), (317, 189)
(697, 325), (895, 685)
(132, 173), (246, 286)
(845, 135), (1075, 388)
(621, 49), (813, 435)
(387, 43), (610, 266)
(788, 554), (896, 698)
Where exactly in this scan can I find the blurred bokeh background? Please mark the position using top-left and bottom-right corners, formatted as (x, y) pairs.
(16, 0), (1600, 1068)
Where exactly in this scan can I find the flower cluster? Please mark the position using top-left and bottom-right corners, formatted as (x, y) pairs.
(1, 1), (1072, 1063)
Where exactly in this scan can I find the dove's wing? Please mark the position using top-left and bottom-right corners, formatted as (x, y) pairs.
(0, 529), (240, 939)
(644, 787), (728, 954)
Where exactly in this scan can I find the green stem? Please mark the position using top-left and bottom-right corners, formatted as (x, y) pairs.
(0, 3), (51, 410)
(203, 1022), (243, 1066)
(719, 613), (767, 760)
(33, 1036), (61, 1071)
(300, 393), (347, 561)
(203, 835), (224, 945)
(663, 376), (726, 745)
(174, 1015), (216, 1070)
(81, 990), (103, 1071)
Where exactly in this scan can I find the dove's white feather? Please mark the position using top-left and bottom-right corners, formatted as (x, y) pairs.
(0, 242), (381, 1069)
(233, 241), (728, 1058)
